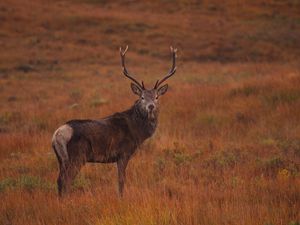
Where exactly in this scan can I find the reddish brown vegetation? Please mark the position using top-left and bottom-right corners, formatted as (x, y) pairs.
(0, 0), (299, 224)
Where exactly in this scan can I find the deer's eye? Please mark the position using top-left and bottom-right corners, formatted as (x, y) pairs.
(155, 96), (158, 100)
(141, 96), (145, 100)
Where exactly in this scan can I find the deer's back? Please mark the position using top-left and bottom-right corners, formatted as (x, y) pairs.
(65, 115), (138, 163)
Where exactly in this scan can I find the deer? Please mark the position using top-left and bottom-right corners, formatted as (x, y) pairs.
(52, 46), (177, 197)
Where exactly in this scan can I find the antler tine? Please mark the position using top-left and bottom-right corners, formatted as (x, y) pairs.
(120, 45), (144, 89)
(154, 46), (177, 89)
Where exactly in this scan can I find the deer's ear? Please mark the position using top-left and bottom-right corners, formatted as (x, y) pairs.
(157, 84), (168, 96)
(131, 83), (142, 96)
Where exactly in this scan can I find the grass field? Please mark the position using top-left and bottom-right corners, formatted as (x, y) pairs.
(0, 0), (300, 224)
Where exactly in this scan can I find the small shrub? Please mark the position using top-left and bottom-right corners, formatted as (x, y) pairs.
(230, 85), (259, 97)
(0, 178), (16, 192)
(17, 175), (53, 191)
(173, 152), (192, 166)
(18, 176), (41, 191)
(265, 157), (284, 169)
(90, 97), (108, 108)
(205, 149), (242, 170)
(261, 138), (276, 147)
(163, 142), (193, 166)
(263, 89), (300, 107)
(72, 174), (91, 191)
(0, 176), (54, 192)
(289, 221), (300, 225)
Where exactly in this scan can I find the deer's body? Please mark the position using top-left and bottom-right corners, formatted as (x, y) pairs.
(52, 102), (158, 195)
(52, 46), (177, 196)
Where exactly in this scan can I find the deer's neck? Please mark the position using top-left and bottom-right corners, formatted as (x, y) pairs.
(126, 103), (158, 144)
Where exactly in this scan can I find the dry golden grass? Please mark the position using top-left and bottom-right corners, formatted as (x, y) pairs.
(0, 0), (300, 224)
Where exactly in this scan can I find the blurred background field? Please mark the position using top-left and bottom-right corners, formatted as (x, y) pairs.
(0, 0), (299, 224)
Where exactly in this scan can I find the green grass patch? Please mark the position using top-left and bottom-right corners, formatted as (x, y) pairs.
(0, 178), (16, 192)
(0, 176), (55, 193)
(162, 142), (201, 166)
(204, 149), (243, 170)
(289, 221), (300, 225)
(230, 85), (260, 97)
(72, 174), (91, 191)
(90, 97), (108, 108)
(263, 89), (300, 107)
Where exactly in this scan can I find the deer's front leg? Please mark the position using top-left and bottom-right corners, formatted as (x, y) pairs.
(117, 157), (129, 197)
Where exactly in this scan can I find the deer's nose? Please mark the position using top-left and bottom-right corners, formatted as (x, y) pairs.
(148, 104), (155, 111)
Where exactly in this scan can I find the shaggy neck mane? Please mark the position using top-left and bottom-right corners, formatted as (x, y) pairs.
(124, 101), (158, 144)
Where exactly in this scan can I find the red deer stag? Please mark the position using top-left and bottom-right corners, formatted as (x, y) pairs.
(52, 46), (177, 196)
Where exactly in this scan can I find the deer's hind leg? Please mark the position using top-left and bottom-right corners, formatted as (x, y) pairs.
(57, 160), (86, 196)
(59, 138), (88, 195)
(57, 164), (68, 196)
(58, 160), (85, 196)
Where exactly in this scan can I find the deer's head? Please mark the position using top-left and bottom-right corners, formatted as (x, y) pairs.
(120, 46), (177, 119)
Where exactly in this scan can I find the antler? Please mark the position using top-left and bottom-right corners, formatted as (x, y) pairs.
(120, 46), (144, 89)
(154, 46), (177, 89)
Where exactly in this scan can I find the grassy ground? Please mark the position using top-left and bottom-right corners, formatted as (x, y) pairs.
(0, 0), (299, 224)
